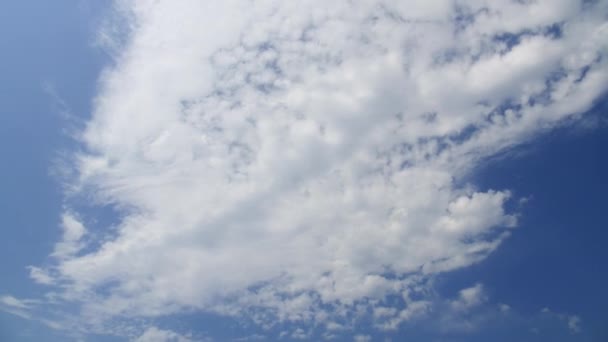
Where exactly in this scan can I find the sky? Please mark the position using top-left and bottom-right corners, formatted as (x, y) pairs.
(0, 1), (607, 341)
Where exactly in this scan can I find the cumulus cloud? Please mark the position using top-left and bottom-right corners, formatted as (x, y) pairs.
(23, 0), (608, 338)
(450, 283), (487, 312)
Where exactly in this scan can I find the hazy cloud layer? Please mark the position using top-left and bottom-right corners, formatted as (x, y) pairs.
(24, 0), (608, 338)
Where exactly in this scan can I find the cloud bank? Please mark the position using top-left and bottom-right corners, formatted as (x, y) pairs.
(27, 0), (608, 338)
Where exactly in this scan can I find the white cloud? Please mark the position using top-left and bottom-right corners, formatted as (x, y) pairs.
(540, 307), (583, 334)
(234, 333), (266, 341)
(25, 0), (608, 338)
(450, 283), (487, 312)
(353, 334), (371, 342)
(377, 299), (431, 331)
(133, 327), (191, 342)
(567, 315), (581, 333)
(51, 212), (87, 259)
(0, 295), (30, 309)
(27, 266), (55, 285)
(0, 295), (36, 320)
(291, 328), (309, 340)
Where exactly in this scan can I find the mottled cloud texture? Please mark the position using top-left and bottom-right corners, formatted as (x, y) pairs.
(19, 0), (608, 339)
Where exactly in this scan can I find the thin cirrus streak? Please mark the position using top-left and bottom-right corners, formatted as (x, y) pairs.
(23, 0), (608, 338)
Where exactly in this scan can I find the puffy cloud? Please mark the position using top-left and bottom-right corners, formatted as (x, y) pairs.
(24, 0), (608, 338)
(376, 299), (431, 331)
(450, 283), (487, 312)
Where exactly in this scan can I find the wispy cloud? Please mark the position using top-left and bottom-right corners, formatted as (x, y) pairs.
(0, 295), (31, 310)
(0, 295), (40, 320)
(541, 307), (583, 334)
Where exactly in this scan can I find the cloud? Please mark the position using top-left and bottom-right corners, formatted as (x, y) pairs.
(541, 307), (583, 334)
(394, 295), (587, 338)
(27, 266), (55, 285)
(22, 0), (608, 338)
(376, 299), (431, 331)
(51, 212), (87, 259)
(450, 283), (487, 312)
(567, 315), (581, 333)
(0, 295), (36, 320)
(353, 335), (372, 342)
(428, 283), (494, 333)
(0, 295), (30, 310)
(133, 327), (191, 342)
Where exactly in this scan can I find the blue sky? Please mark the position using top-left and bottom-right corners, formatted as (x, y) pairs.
(1, 1), (607, 341)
